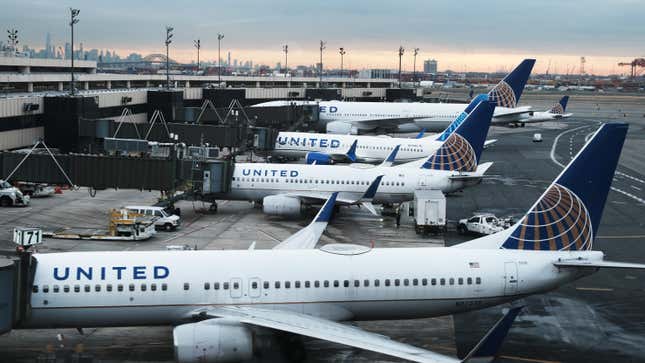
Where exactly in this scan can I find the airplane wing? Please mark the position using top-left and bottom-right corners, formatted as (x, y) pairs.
(273, 193), (337, 250)
(448, 162), (494, 181)
(194, 305), (522, 363)
(353, 117), (420, 129)
(281, 175), (384, 215)
(490, 106), (532, 124)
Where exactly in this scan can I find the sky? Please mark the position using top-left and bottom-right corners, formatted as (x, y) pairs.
(2, 0), (644, 75)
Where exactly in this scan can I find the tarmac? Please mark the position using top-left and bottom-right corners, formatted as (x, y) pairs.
(0, 93), (644, 362)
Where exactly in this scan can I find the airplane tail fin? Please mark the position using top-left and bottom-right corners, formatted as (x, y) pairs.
(488, 59), (535, 108)
(499, 123), (627, 251)
(420, 99), (494, 172)
(379, 145), (400, 167)
(415, 128), (426, 139)
(548, 95), (569, 114)
(435, 94), (488, 142)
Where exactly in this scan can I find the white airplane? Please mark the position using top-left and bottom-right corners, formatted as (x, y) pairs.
(19, 123), (645, 363)
(521, 95), (572, 123)
(227, 99), (495, 216)
(252, 59), (535, 134)
(272, 95), (497, 165)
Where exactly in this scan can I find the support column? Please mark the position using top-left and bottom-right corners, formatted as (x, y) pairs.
(57, 82), (64, 91)
(185, 80), (190, 88)
(106, 80), (112, 90)
(256, 81), (261, 88)
(27, 82), (33, 93)
(21, 66), (31, 74)
(84, 82), (89, 90)
(126, 80), (131, 89)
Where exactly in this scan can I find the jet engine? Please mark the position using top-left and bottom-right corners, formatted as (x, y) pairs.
(305, 152), (332, 165)
(262, 195), (303, 216)
(173, 319), (253, 363)
(326, 121), (358, 135)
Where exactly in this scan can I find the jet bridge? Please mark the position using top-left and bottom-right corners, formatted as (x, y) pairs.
(0, 251), (34, 334)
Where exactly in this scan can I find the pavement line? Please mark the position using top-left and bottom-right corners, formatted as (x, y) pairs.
(610, 187), (645, 205)
(499, 355), (561, 363)
(616, 171), (645, 184)
(631, 185), (642, 191)
(549, 124), (592, 168)
(575, 287), (614, 292)
(597, 234), (645, 239)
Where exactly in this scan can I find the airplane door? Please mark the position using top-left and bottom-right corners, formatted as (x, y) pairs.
(504, 262), (518, 296)
(230, 278), (243, 299)
(249, 277), (261, 299)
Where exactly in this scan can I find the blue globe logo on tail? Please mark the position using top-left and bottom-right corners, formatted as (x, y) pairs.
(550, 103), (565, 115)
(488, 81), (517, 108)
(422, 133), (477, 172)
(501, 183), (593, 251)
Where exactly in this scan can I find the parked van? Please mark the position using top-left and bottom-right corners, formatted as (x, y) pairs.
(125, 206), (180, 231)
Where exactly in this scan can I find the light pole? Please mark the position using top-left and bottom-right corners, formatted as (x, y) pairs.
(283, 44), (288, 76)
(7, 29), (18, 56)
(412, 47), (419, 86)
(69, 8), (80, 95)
(319, 40), (326, 87)
(398, 46), (404, 88)
(339, 47), (346, 79)
(217, 33), (224, 85)
(165, 26), (173, 89)
(193, 39), (200, 73)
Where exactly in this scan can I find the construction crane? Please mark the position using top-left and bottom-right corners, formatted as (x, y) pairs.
(618, 58), (645, 78)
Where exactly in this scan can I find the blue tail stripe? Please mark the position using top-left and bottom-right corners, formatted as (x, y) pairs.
(559, 95), (569, 111)
(346, 140), (358, 162)
(436, 94), (487, 142)
(499, 59), (535, 104)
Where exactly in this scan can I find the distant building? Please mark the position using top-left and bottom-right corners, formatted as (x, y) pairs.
(423, 59), (438, 74)
(358, 68), (392, 79)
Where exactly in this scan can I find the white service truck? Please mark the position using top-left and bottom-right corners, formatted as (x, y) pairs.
(410, 189), (446, 235)
(0, 180), (30, 207)
(457, 214), (512, 235)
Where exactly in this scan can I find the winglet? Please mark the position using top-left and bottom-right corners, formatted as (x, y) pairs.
(361, 175), (384, 200)
(272, 192), (338, 250)
(379, 145), (401, 167)
(415, 128), (426, 139)
(314, 192), (338, 222)
(462, 306), (523, 363)
(346, 140), (358, 162)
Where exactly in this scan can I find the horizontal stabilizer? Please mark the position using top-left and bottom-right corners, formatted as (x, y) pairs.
(554, 259), (645, 269)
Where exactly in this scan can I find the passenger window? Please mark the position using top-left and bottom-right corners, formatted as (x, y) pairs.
(374, 279), (380, 287)
(431, 278), (437, 286)
(413, 279), (418, 286)
(95, 284), (101, 292)
(476, 277), (481, 285)
(385, 279), (391, 287)
(403, 279), (409, 286)
(141, 284), (147, 291)
(32, 285), (38, 293)
(53, 285), (60, 293)
(183, 283), (190, 291)
(343, 280), (349, 288)
(64, 285), (70, 293)
(395, 279), (400, 287)
(422, 278), (427, 286)
(106, 284), (112, 292)
(252, 281), (258, 289)
(295, 281), (301, 288)
(233, 282), (240, 290)
(263, 281), (269, 289)
(117, 284), (124, 292)
(150, 284), (156, 291)
(333, 280), (339, 288)
(214, 282), (220, 290)
(43, 285), (50, 293)
(467, 278), (473, 285)
(129, 284), (135, 292)
(449, 278), (455, 285)
(324, 280), (329, 288)
(458, 278), (464, 285)
(354, 280), (360, 287)
(274, 281), (280, 289)
(74, 285), (80, 293)
(84, 285), (91, 292)
(204, 282), (210, 290)
(285, 281), (291, 289)
(223, 282), (230, 290)
(305, 281), (310, 288)
(162, 283), (168, 291)
(364, 279), (369, 287)
(440, 278), (445, 286)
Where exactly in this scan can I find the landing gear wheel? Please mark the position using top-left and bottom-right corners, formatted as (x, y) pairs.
(520, 122), (526, 127)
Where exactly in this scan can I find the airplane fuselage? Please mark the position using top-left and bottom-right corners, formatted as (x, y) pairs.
(273, 132), (442, 163)
(23, 248), (600, 329)
(225, 161), (482, 204)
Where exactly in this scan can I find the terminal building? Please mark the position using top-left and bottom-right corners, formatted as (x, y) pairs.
(0, 57), (415, 151)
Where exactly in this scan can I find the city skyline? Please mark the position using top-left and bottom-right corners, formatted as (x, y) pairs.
(1, 0), (643, 75)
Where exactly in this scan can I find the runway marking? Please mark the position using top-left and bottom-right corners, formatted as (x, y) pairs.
(550, 125), (645, 206)
(597, 234), (645, 239)
(575, 287), (614, 292)
(631, 185), (642, 191)
(499, 355), (561, 363)
(616, 171), (645, 184)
